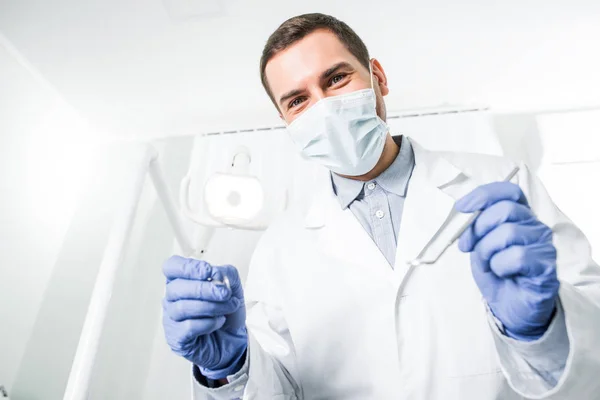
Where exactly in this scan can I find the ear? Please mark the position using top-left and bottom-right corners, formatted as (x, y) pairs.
(371, 58), (389, 96)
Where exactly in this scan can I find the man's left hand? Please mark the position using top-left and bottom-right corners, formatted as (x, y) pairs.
(455, 181), (560, 341)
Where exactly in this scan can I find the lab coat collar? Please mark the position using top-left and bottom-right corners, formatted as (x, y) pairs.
(408, 139), (464, 189)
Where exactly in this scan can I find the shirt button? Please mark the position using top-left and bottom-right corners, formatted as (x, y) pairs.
(376, 210), (385, 219)
(367, 182), (376, 190)
(234, 384), (244, 391)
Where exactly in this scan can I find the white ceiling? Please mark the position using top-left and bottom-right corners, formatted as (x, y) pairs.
(1, 0), (599, 139)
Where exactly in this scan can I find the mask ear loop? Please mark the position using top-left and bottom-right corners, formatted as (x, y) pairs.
(369, 60), (377, 111)
(369, 60), (375, 90)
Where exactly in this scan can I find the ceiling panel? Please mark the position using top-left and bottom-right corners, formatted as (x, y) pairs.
(1, 0), (599, 138)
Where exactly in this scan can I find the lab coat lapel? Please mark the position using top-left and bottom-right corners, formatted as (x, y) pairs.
(302, 139), (484, 288)
(393, 139), (477, 286)
(304, 169), (395, 283)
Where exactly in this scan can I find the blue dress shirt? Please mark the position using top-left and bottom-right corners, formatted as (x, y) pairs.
(331, 135), (414, 267)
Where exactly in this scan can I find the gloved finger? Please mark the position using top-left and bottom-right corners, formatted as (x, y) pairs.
(211, 265), (243, 298)
(164, 297), (241, 322)
(470, 246), (491, 274)
(474, 223), (553, 271)
(473, 201), (534, 238)
(174, 316), (227, 343)
(166, 278), (231, 302)
(163, 256), (213, 281)
(458, 222), (476, 253)
(458, 201), (534, 252)
(490, 243), (557, 278)
(469, 250), (502, 298)
(455, 182), (528, 214)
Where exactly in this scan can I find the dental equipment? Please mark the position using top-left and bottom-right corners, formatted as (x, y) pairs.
(407, 166), (520, 267)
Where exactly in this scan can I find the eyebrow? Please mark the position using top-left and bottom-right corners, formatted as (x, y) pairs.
(278, 61), (354, 108)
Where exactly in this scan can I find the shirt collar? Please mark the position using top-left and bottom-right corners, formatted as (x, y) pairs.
(376, 135), (414, 196)
(330, 171), (365, 210)
(331, 135), (415, 209)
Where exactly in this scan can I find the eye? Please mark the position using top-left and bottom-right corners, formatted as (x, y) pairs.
(329, 73), (347, 86)
(289, 97), (305, 109)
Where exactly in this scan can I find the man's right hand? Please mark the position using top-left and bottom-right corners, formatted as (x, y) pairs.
(162, 256), (247, 380)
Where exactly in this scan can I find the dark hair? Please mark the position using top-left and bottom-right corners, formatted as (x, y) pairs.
(259, 13), (371, 109)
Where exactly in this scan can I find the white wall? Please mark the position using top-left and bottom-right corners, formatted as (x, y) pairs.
(0, 37), (97, 393)
(7, 139), (192, 400)
(535, 110), (600, 256)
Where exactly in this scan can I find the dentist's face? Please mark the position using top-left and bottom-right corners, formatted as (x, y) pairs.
(264, 29), (390, 124)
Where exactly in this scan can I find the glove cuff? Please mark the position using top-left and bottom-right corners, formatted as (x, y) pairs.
(199, 341), (248, 380)
(504, 305), (557, 342)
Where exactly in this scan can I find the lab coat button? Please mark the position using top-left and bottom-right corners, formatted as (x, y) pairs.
(376, 210), (384, 219)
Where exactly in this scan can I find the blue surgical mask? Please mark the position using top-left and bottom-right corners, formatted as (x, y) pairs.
(285, 65), (388, 176)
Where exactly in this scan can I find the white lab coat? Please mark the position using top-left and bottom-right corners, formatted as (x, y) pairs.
(193, 138), (600, 400)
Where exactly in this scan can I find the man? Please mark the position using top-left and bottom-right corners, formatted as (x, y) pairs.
(162, 13), (600, 399)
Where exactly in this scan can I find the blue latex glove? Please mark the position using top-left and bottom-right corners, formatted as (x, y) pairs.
(162, 256), (247, 379)
(455, 182), (560, 341)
